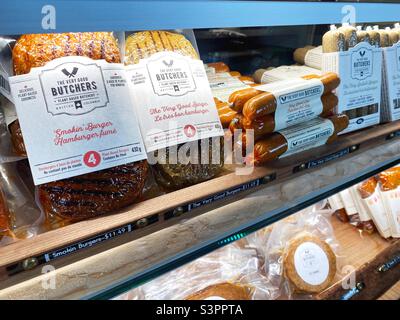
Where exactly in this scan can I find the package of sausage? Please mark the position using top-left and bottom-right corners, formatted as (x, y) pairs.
(380, 25), (400, 123)
(242, 74), (339, 129)
(249, 114), (348, 164)
(322, 25), (383, 134)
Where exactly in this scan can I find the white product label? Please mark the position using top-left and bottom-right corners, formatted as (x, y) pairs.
(9, 56), (147, 185)
(0, 69), (13, 102)
(126, 52), (223, 152)
(294, 242), (330, 286)
(351, 46), (374, 80)
(278, 117), (334, 158)
(380, 188), (400, 237)
(360, 189), (391, 238)
(271, 78), (324, 130)
(204, 296), (226, 300)
(381, 43), (400, 121)
(322, 42), (382, 134)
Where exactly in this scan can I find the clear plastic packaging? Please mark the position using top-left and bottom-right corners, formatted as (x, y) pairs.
(263, 205), (341, 299)
(115, 242), (274, 300)
(0, 161), (43, 246)
(124, 30), (224, 190)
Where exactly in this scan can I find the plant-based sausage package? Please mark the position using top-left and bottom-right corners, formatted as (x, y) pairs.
(322, 25), (383, 134)
(124, 30), (225, 189)
(248, 114), (349, 164)
(8, 32), (149, 221)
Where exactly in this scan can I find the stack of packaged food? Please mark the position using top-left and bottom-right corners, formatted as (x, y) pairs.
(225, 73), (349, 164)
(329, 165), (400, 239)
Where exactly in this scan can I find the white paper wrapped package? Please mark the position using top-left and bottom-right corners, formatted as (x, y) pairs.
(380, 187), (400, 238)
(322, 42), (382, 134)
(358, 186), (391, 238)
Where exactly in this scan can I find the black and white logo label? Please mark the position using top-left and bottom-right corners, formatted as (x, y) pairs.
(39, 60), (109, 116)
(146, 52), (196, 97)
(351, 45), (373, 80)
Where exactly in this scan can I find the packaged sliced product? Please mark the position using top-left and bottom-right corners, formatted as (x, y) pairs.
(356, 26), (371, 44)
(337, 24), (358, 49)
(248, 114), (349, 164)
(125, 31), (224, 189)
(11, 32), (149, 220)
(322, 25), (346, 53)
(385, 27), (399, 46)
(365, 26), (381, 47)
(373, 26), (390, 47)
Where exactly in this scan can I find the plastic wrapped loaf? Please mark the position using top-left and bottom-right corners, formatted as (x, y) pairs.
(11, 32), (149, 221)
(125, 31), (199, 64)
(13, 32), (121, 75)
(125, 31), (224, 189)
(11, 32), (122, 157)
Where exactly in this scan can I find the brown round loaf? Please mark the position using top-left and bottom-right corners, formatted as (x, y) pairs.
(185, 282), (253, 300)
(283, 233), (336, 293)
(12, 32), (149, 220)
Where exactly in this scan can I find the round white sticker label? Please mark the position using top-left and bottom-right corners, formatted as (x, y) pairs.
(293, 241), (330, 286)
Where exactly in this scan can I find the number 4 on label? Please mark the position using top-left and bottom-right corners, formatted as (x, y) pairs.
(83, 151), (101, 168)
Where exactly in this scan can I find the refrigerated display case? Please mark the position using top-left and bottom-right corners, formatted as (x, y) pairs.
(0, 1), (399, 300)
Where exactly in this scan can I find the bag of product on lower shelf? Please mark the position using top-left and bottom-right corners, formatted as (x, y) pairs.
(328, 165), (400, 239)
(115, 235), (274, 300)
(376, 166), (400, 238)
(263, 204), (342, 299)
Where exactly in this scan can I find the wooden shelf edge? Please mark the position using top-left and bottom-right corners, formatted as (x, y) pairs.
(0, 121), (399, 275)
(317, 238), (400, 300)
